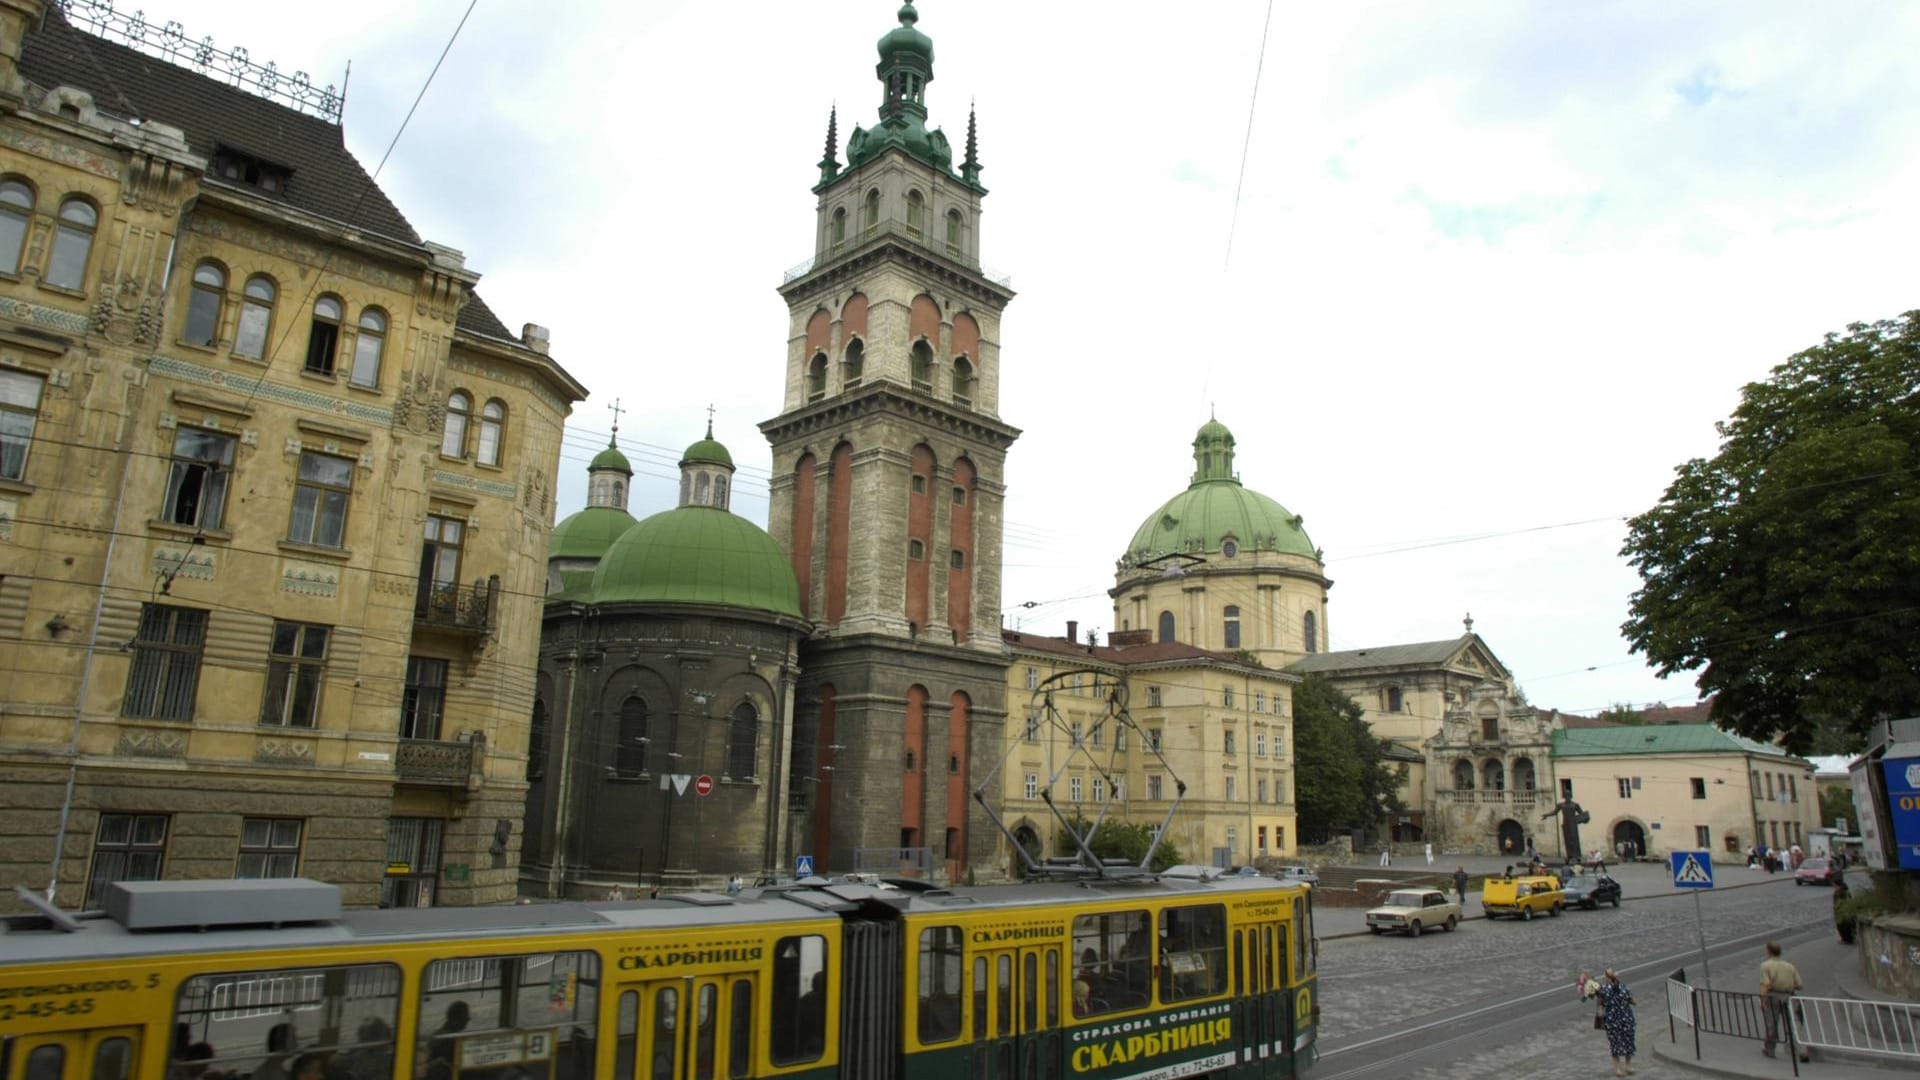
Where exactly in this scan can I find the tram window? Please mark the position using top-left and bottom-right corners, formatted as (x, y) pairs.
(1022, 952), (1037, 1032)
(917, 925), (965, 1043)
(694, 983), (718, 1080)
(972, 957), (988, 1040)
(652, 987), (678, 1080)
(728, 980), (752, 1080)
(1233, 932), (1245, 995)
(1045, 950), (1059, 1029)
(1294, 897), (1310, 976)
(92, 1037), (132, 1080)
(173, 963), (399, 1080)
(770, 934), (827, 1065)
(996, 955), (1012, 1036)
(1158, 904), (1228, 1002)
(1070, 909), (1151, 1016)
(418, 951), (599, 1080)
(616, 992), (638, 1080)
(26, 1045), (64, 1080)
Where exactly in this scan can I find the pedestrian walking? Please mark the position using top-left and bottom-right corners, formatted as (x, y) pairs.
(1452, 866), (1469, 903)
(1833, 880), (1856, 944)
(1759, 941), (1808, 1061)
(1424, 842), (1433, 866)
(1578, 969), (1637, 1076)
(1379, 846), (1391, 868)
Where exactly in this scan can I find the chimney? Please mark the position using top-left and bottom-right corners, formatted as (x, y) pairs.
(521, 323), (550, 354)
(1065, 620), (1078, 644)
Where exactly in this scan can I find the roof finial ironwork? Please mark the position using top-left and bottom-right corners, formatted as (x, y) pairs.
(705, 403), (716, 439)
(606, 397), (624, 445)
(1463, 612), (1474, 634)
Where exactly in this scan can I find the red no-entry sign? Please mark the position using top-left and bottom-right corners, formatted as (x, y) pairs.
(694, 774), (715, 796)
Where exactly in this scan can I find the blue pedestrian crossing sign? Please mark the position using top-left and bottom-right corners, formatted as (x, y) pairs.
(1670, 850), (1715, 889)
(795, 854), (815, 878)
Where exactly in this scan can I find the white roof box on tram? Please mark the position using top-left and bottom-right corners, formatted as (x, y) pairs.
(107, 878), (342, 930)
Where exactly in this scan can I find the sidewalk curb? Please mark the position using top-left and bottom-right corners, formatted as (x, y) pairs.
(1319, 873), (1799, 942)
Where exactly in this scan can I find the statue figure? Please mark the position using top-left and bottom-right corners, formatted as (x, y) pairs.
(1540, 796), (1591, 863)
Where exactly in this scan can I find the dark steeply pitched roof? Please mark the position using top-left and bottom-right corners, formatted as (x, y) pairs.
(1288, 636), (1469, 674)
(19, 9), (420, 246)
(456, 292), (516, 342)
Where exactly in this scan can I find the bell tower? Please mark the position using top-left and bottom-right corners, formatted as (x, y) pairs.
(762, 3), (1018, 881)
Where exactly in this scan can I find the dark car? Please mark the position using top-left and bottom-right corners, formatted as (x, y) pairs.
(1561, 872), (1622, 909)
(1795, 857), (1840, 886)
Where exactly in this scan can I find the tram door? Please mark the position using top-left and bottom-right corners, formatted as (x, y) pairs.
(3, 1027), (141, 1080)
(1233, 925), (1284, 1078)
(972, 946), (1060, 1080)
(619, 978), (750, 1080)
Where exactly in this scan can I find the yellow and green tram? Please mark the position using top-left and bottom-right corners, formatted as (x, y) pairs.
(0, 873), (1316, 1080)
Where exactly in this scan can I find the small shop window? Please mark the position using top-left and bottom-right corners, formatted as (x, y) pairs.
(417, 951), (599, 1080)
(172, 963), (400, 1080)
(918, 925), (964, 1043)
(1071, 909), (1152, 1016)
(770, 934), (828, 1065)
(1158, 904), (1228, 1002)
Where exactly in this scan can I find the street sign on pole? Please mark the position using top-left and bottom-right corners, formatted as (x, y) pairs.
(694, 775), (715, 797)
(671, 774), (691, 796)
(1669, 850), (1715, 988)
(795, 854), (815, 878)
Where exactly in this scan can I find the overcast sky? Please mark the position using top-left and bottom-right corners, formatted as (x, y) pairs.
(130, 0), (1920, 715)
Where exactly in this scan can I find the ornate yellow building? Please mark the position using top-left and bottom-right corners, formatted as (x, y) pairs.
(997, 625), (1299, 876)
(0, 2), (584, 912)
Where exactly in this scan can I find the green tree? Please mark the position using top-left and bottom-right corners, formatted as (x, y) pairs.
(1056, 816), (1183, 872)
(1595, 703), (1645, 726)
(1292, 674), (1404, 841)
(1621, 313), (1920, 752)
(1818, 783), (1856, 832)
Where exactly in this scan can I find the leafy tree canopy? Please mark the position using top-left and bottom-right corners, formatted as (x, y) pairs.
(1292, 674), (1405, 840)
(1817, 782), (1856, 833)
(1057, 816), (1182, 872)
(1595, 704), (1646, 726)
(1622, 313), (1920, 752)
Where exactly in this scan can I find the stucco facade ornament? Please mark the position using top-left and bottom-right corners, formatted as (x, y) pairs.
(116, 728), (186, 758)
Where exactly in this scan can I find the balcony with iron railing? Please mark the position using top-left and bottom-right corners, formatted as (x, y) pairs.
(395, 733), (483, 789)
(782, 218), (1014, 289)
(415, 576), (498, 639)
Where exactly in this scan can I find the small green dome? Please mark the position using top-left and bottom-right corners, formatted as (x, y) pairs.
(590, 443), (632, 474)
(682, 436), (733, 469)
(878, 4), (932, 62)
(1125, 419), (1317, 562)
(590, 507), (803, 618)
(550, 506), (637, 562)
(1196, 417), (1232, 443)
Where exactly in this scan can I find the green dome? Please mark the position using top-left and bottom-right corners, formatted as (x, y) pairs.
(682, 436), (733, 469)
(590, 507), (803, 618)
(1124, 419), (1317, 562)
(590, 443), (632, 474)
(550, 506), (637, 561)
(878, 4), (932, 62)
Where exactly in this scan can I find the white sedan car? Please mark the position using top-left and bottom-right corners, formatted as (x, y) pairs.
(1366, 887), (1462, 937)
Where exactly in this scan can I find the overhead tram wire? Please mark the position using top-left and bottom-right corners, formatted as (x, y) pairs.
(1201, 0), (1275, 415)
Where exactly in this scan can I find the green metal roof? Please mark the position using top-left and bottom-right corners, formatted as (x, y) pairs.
(590, 443), (632, 474)
(549, 506), (636, 561)
(1289, 637), (1470, 674)
(878, 4), (932, 61)
(1551, 723), (1802, 761)
(589, 506), (803, 618)
(1125, 419), (1317, 562)
(682, 435), (734, 469)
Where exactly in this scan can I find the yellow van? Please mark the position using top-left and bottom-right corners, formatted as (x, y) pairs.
(1482, 873), (1564, 920)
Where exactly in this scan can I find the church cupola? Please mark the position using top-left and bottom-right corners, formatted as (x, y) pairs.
(1191, 416), (1237, 483)
(877, 3), (934, 122)
(587, 422), (633, 512)
(679, 418), (737, 511)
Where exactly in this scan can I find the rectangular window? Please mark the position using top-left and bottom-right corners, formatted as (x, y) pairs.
(1275, 826), (1285, 850)
(172, 962), (399, 1080)
(771, 934), (827, 1063)
(1115, 726), (1126, 751)
(1070, 776), (1082, 802)
(1223, 730), (1236, 755)
(1091, 723), (1103, 747)
(1224, 775), (1236, 802)
(1069, 721), (1082, 746)
(1024, 773), (1037, 799)
(1691, 777), (1707, 800)
(1695, 825), (1711, 849)
(1147, 686), (1162, 707)
(1258, 826), (1267, 851)
(236, 817), (303, 878)
(1159, 903), (1229, 1001)
(1223, 686), (1234, 709)
(1147, 774), (1163, 801)
(1072, 909), (1152, 1017)
(1561, 778), (1574, 800)
(400, 657), (448, 740)
(261, 621), (329, 727)
(1274, 777), (1285, 803)
(419, 951), (598, 1078)
(1024, 710), (1039, 743)
(1025, 666), (1037, 689)
(1113, 778), (1124, 800)
(159, 428), (236, 529)
(417, 514), (466, 617)
(1257, 778), (1268, 803)
(1481, 717), (1499, 741)
(1093, 778), (1107, 803)
(1254, 691), (1264, 713)
(1617, 777), (1632, 799)
(380, 816), (443, 908)
(1254, 732), (1266, 757)
(288, 451), (354, 548)
(1788, 775), (1798, 803)
(122, 604), (207, 721)
(85, 812), (169, 907)
(0, 368), (44, 482)
(918, 926), (964, 1043)
(1147, 729), (1162, 751)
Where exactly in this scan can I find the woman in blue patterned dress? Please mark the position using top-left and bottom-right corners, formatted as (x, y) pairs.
(1594, 969), (1637, 1075)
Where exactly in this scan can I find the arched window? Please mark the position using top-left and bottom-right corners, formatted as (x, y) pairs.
(1482, 759), (1505, 792)
(44, 197), (96, 290)
(951, 356), (972, 405)
(615, 697), (648, 777)
(477, 400), (505, 467)
(442, 391), (471, 458)
(807, 353), (829, 401)
(1452, 759), (1475, 790)
(349, 308), (386, 388)
(695, 473), (710, 504)
(911, 339), (933, 390)
(1157, 611), (1176, 644)
(1386, 686), (1404, 713)
(306, 295), (343, 375)
(906, 190), (925, 236)
(831, 206), (847, 246)
(1513, 757), (1536, 792)
(233, 276), (276, 359)
(528, 699), (548, 781)
(183, 261), (225, 347)
(0, 180), (34, 275)
(863, 189), (880, 233)
(712, 474), (727, 509)
(1303, 610), (1318, 654)
(727, 702), (757, 779)
(844, 338), (864, 389)
(945, 209), (962, 255)
(1223, 605), (1241, 650)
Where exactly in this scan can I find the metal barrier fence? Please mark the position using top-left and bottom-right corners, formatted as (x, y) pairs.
(1666, 978), (1803, 1077)
(1793, 993), (1920, 1063)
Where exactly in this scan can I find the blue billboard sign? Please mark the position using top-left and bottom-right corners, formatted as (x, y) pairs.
(1883, 757), (1920, 870)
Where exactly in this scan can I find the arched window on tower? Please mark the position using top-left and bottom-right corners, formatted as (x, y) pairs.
(1303, 610), (1318, 654)
(863, 189), (880, 234)
(844, 339), (865, 390)
(713, 474), (728, 509)
(831, 206), (847, 246)
(906, 190), (925, 237)
(1157, 611), (1176, 644)
(807, 353), (828, 402)
(727, 702), (757, 779)
(1452, 759), (1475, 791)
(695, 473), (710, 505)
(911, 339), (934, 391)
(945, 209), (963, 256)
(615, 697), (648, 778)
(1223, 606), (1241, 650)
(951, 356), (973, 406)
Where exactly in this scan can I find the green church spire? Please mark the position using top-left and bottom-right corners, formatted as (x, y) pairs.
(842, 3), (968, 183)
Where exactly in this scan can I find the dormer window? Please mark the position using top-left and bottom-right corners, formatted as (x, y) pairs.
(210, 146), (292, 194)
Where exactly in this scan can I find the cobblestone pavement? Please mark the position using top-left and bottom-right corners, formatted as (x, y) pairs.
(1313, 877), (1836, 1078)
